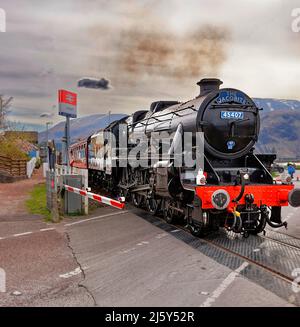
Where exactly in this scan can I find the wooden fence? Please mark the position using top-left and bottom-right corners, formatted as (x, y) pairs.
(0, 155), (27, 177)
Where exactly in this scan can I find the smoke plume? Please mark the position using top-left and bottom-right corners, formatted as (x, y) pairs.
(117, 24), (230, 79)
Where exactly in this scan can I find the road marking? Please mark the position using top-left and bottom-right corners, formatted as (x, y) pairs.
(13, 232), (33, 237)
(0, 211), (130, 240)
(155, 233), (168, 239)
(120, 247), (136, 254)
(200, 261), (249, 307)
(40, 228), (55, 232)
(137, 241), (149, 246)
(64, 210), (129, 226)
(59, 267), (84, 279)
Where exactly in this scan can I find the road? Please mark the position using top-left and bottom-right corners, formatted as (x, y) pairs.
(0, 177), (300, 306)
(67, 207), (299, 307)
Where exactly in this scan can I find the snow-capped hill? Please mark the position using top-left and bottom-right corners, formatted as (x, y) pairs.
(254, 98), (300, 113)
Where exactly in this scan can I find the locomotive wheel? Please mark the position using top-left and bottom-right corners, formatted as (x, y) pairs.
(132, 193), (143, 207)
(146, 196), (159, 215)
(250, 211), (267, 235)
(164, 208), (174, 224)
(188, 224), (203, 237)
(163, 200), (175, 224)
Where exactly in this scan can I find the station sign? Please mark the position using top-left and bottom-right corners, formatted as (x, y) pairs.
(58, 89), (77, 118)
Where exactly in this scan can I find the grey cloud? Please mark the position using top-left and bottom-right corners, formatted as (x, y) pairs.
(0, 0), (300, 127)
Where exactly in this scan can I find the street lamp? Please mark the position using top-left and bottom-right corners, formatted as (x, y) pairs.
(40, 112), (53, 165)
(45, 121), (52, 165)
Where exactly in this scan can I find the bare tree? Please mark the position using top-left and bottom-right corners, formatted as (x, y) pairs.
(0, 95), (13, 130)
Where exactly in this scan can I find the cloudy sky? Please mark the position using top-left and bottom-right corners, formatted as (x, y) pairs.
(0, 0), (300, 127)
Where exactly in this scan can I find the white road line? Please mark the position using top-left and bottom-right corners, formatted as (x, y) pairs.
(13, 231), (33, 237)
(59, 267), (83, 279)
(40, 228), (55, 232)
(0, 210), (130, 240)
(200, 261), (249, 307)
(64, 210), (129, 226)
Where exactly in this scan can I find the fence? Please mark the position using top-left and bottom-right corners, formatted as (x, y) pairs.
(26, 157), (36, 178)
(0, 155), (27, 177)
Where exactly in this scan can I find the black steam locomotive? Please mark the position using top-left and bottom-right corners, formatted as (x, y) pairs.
(70, 79), (300, 237)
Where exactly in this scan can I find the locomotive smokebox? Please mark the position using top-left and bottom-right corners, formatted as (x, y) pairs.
(197, 78), (223, 96)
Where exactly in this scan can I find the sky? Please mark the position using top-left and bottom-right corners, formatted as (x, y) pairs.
(0, 0), (300, 127)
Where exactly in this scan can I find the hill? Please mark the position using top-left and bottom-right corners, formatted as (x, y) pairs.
(38, 113), (127, 144)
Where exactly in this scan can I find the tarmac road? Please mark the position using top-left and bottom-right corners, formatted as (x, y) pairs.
(66, 207), (297, 307)
(1, 178), (300, 306)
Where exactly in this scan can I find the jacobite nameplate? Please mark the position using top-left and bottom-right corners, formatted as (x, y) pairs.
(216, 90), (250, 105)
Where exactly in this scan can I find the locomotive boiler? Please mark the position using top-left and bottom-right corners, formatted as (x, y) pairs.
(70, 78), (300, 238)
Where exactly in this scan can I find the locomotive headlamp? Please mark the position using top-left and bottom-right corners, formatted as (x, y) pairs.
(211, 189), (230, 210)
(243, 173), (249, 180)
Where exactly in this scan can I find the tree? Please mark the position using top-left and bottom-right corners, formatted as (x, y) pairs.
(0, 95), (13, 130)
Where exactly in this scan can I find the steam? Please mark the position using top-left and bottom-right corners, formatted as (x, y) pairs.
(117, 25), (230, 79)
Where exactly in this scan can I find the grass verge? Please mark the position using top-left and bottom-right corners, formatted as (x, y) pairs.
(26, 183), (51, 221)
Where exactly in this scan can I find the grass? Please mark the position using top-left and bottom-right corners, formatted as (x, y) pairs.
(26, 183), (51, 221)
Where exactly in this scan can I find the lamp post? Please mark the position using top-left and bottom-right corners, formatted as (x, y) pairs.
(45, 121), (52, 165)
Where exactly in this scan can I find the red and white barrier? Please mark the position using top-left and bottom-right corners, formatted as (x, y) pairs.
(64, 184), (125, 210)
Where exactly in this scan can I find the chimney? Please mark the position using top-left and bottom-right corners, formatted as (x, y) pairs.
(197, 78), (223, 96)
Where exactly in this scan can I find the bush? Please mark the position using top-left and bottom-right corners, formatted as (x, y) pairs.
(0, 135), (29, 160)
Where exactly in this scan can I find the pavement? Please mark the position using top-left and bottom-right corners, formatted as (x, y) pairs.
(0, 171), (300, 307)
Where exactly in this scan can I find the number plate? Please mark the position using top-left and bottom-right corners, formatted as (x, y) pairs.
(220, 111), (244, 120)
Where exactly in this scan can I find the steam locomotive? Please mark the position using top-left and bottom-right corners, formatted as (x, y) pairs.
(69, 78), (300, 237)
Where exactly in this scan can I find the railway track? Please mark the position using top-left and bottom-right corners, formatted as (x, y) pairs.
(261, 232), (300, 253)
(135, 207), (300, 289)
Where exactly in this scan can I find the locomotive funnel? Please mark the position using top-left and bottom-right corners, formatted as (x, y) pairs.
(197, 78), (223, 96)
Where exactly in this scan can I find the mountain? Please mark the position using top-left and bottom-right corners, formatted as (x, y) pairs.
(253, 98), (300, 157)
(256, 109), (300, 158)
(38, 113), (127, 144)
(253, 98), (300, 113)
